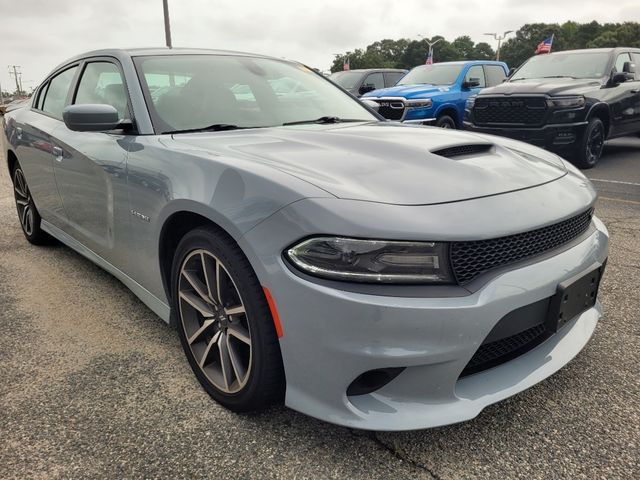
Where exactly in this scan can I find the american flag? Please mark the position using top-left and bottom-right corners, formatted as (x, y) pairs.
(425, 49), (433, 65)
(343, 57), (350, 71)
(535, 35), (554, 55)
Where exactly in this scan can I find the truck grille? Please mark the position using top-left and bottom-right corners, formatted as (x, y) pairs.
(370, 99), (405, 121)
(451, 209), (593, 285)
(473, 96), (547, 126)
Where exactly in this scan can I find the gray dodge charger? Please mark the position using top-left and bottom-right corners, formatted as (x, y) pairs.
(2, 48), (609, 431)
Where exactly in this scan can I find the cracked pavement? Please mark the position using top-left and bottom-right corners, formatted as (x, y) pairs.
(1, 133), (638, 479)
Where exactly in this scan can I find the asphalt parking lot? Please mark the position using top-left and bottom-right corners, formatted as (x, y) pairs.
(0, 133), (638, 479)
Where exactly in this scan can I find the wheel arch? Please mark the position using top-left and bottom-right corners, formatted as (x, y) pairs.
(434, 105), (461, 127)
(586, 103), (611, 137)
(6, 148), (18, 177)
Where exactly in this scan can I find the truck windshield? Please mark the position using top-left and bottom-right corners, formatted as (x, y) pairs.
(511, 52), (610, 81)
(397, 64), (463, 86)
(134, 55), (376, 134)
(329, 71), (364, 90)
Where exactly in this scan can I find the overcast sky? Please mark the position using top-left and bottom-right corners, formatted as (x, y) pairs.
(1, 0), (638, 94)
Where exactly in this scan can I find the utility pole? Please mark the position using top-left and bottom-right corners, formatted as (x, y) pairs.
(484, 31), (513, 61)
(163, 0), (172, 48)
(8, 65), (22, 95)
(0, 80), (4, 105)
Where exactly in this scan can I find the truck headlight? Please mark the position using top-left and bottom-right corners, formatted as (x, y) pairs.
(286, 237), (453, 283)
(548, 96), (585, 109)
(405, 99), (433, 109)
(466, 95), (477, 109)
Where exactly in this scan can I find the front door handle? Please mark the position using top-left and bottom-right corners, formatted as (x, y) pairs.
(52, 146), (63, 162)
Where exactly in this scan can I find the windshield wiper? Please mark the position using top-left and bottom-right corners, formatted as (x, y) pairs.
(282, 116), (368, 126)
(541, 75), (577, 79)
(165, 124), (246, 134)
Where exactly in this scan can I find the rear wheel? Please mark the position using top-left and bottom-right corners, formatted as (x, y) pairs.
(171, 226), (285, 412)
(12, 163), (51, 245)
(573, 117), (605, 169)
(435, 114), (456, 129)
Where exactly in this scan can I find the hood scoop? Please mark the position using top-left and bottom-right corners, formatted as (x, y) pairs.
(431, 143), (493, 159)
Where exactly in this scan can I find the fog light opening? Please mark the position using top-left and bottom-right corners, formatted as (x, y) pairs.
(346, 367), (405, 396)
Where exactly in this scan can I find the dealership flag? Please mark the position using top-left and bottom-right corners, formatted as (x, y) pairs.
(535, 35), (554, 54)
(343, 57), (350, 71)
(425, 49), (433, 65)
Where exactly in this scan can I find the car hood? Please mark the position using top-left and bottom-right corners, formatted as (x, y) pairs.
(479, 78), (603, 96)
(364, 84), (452, 99)
(171, 122), (567, 205)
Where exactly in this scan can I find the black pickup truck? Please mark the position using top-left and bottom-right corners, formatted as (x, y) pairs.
(464, 48), (640, 168)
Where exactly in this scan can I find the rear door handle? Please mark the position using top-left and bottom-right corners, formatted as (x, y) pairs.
(52, 146), (64, 161)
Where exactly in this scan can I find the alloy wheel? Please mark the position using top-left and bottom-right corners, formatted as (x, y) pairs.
(178, 249), (252, 394)
(13, 168), (35, 236)
(586, 122), (604, 163)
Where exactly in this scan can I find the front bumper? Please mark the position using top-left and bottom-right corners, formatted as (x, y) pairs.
(243, 222), (608, 430)
(463, 120), (588, 155)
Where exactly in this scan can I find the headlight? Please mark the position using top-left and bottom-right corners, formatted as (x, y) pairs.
(466, 95), (477, 109)
(285, 237), (453, 284)
(547, 96), (585, 109)
(405, 99), (433, 109)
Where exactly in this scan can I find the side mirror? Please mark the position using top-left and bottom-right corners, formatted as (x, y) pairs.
(62, 104), (121, 132)
(359, 83), (377, 95)
(611, 71), (633, 85)
(462, 79), (481, 89)
(623, 61), (636, 74)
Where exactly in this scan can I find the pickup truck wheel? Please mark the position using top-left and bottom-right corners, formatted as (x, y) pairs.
(171, 226), (285, 412)
(573, 118), (605, 169)
(12, 163), (52, 245)
(435, 115), (456, 129)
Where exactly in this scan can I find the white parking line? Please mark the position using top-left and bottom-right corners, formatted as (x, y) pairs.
(589, 178), (640, 187)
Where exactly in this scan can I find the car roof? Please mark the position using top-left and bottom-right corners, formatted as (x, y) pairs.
(413, 60), (506, 66)
(331, 69), (408, 73)
(547, 47), (640, 55)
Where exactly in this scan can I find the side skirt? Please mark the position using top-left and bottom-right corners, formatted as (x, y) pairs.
(41, 220), (171, 323)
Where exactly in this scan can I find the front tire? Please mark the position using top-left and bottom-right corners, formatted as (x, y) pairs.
(573, 117), (605, 169)
(171, 226), (285, 412)
(12, 162), (52, 245)
(435, 114), (456, 129)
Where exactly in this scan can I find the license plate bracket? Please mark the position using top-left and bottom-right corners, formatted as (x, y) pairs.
(546, 261), (606, 333)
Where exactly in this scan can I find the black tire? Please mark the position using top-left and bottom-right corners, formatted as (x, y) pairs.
(573, 117), (605, 169)
(12, 162), (52, 245)
(171, 225), (285, 412)
(435, 114), (456, 129)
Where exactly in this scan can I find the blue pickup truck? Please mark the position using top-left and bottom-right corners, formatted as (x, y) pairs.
(362, 60), (508, 128)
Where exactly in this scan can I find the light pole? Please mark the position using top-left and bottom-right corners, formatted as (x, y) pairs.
(163, 0), (172, 48)
(418, 35), (442, 64)
(484, 31), (513, 61)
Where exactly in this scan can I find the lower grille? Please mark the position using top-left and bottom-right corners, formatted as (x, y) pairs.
(372, 99), (405, 120)
(451, 209), (593, 285)
(461, 323), (549, 377)
(473, 96), (547, 126)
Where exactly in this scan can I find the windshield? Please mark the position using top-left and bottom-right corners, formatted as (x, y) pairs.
(329, 71), (364, 90)
(511, 52), (610, 80)
(134, 55), (376, 133)
(398, 64), (463, 86)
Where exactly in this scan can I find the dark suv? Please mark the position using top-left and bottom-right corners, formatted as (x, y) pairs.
(464, 48), (640, 168)
(329, 69), (407, 97)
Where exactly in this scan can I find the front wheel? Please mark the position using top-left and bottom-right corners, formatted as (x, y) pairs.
(171, 226), (285, 412)
(435, 114), (456, 129)
(573, 117), (605, 169)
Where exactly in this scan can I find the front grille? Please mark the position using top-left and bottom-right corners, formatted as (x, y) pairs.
(373, 99), (405, 120)
(473, 96), (547, 126)
(432, 144), (493, 158)
(461, 323), (548, 377)
(451, 209), (593, 285)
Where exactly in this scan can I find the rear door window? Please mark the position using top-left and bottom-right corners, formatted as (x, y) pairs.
(41, 66), (78, 119)
(384, 72), (405, 87)
(484, 65), (506, 86)
(614, 53), (632, 73)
